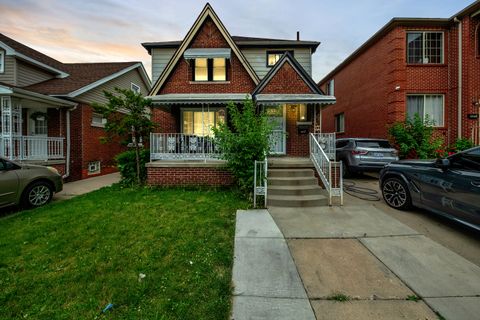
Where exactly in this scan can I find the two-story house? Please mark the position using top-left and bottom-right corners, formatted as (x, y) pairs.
(318, 1), (480, 147)
(143, 3), (335, 186)
(0, 33), (150, 180)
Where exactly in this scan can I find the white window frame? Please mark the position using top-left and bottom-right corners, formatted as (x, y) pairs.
(91, 113), (107, 128)
(327, 79), (335, 95)
(334, 113), (344, 133)
(131, 82), (140, 93)
(180, 107), (225, 137)
(406, 31), (444, 64)
(88, 161), (101, 175)
(406, 94), (445, 127)
(0, 51), (4, 73)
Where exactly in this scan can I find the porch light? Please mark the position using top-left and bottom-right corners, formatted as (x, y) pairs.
(298, 104), (307, 121)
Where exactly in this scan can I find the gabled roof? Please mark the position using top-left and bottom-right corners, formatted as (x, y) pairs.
(253, 51), (323, 95)
(0, 33), (68, 77)
(149, 3), (260, 95)
(142, 36), (321, 54)
(24, 62), (150, 97)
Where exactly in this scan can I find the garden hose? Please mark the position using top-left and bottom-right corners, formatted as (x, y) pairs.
(343, 180), (381, 201)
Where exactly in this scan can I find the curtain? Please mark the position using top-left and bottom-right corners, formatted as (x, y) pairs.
(424, 95), (444, 126)
(406, 95), (423, 120)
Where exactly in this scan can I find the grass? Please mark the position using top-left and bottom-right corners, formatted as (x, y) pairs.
(406, 295), (421, 302)
(0, 185), (249, 319)
(326, 293), (351, 302)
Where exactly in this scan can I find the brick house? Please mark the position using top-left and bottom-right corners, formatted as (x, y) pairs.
(0, 33), (151, 180)
(318, 1), (480, 147)
(143, 3), (335, 186)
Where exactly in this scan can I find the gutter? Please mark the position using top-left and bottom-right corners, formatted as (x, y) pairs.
(455, 17), (462, 139)
(62, 104), (77, 179)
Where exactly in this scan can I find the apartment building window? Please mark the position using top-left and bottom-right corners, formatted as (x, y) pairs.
(131, 83), (140, 93)
(266, 50), (294, 67)
(0, 51), (4, 73)
(407, 94), (444, 126)
(407, 32), (443, 64)
(193, 58), (227, 81)
(327, 79), (335, 95)
(335, 113), (345, 133)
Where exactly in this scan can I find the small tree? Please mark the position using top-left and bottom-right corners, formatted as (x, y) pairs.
(213, 98), (272, 195)
(388, 113), (444, 159)
(92, 88), (155, 185)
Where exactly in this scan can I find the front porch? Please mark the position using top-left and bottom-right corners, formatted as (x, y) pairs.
(0, 86), (75, 162)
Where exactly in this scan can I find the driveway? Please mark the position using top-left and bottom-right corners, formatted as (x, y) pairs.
(55, 172), (121, 201)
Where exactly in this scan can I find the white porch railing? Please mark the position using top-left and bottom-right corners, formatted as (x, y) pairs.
(472, 126), (480, 146)
(150, 133), (221, 160)
(253, 158), (268, 208)
(309, 133), (343, 205)
(0, 136), (64, 161)
(311, 132), (336, 160)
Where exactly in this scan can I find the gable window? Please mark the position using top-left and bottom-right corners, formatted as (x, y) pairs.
(193, 58), (227, 82)
(131, 83), (140, 93)
(0, 51), (4, 73)
(407, 94), (444, 126)
(91, 113), (107, 128)
(407, 32), (443, 64)
(335, 113), (345, 133)
(327, 79), (335, 95)
(182, 109), (225, 137)
(266, 50), (294, 67)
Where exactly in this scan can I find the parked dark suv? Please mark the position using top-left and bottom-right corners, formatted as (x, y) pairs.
(379, 147), (480, 231)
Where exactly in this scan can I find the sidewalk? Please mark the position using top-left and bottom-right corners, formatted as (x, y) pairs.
(232, 205), (480, 320)
(55, 173), (121, 201)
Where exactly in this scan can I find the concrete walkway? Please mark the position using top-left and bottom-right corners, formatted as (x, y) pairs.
(55, 173), (121, 201)
(231, 210), (315, 320)
(268, 204), (480, 320)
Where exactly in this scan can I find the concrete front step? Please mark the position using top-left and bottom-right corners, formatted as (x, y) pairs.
(269, 185), (324, 196)
(268, 177), (318, 186)
(269, 169), (315, 178)
(268, 194), (328, 207)
(268, 157), (314, 169)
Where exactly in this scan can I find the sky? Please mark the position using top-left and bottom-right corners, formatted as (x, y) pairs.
(0, 0), (475, 82)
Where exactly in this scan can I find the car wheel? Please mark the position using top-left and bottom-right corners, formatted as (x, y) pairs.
(22, 181), (53, 209)
(381, 177), (412, 210)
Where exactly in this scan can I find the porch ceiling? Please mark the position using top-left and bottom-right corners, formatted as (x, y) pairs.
(148, 93), (252, 105)
(254, 94), (336, 105)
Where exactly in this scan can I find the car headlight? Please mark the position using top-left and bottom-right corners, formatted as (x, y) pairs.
(46, 166), (59, 175)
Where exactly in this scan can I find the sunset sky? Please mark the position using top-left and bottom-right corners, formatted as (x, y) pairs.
(0, 0), (474, 82)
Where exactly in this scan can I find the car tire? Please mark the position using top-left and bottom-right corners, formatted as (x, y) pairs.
(381, 177), (412, 210)
(22, 181), (54, 209)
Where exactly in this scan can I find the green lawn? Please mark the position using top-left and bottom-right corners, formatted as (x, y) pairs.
(0, 186), (248, 319)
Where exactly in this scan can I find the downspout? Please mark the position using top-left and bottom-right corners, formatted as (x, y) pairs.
(62, 105), (77, 179)
(455, 17), (463, 139)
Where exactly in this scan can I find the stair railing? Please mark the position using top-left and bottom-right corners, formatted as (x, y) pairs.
(253, 157), (268, 208)
(309, 133), (343, 205)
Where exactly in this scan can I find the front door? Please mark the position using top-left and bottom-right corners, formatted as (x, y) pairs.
(265, 105), (286, 154)
(28, 108), (48, 160)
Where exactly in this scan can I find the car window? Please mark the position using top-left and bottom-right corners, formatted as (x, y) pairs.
(0, 160), (5, 171)
(336, 140), (349, 148)
(356, 140), (392, 148)
(2, 160), (19, 171)
(451, 151), (480, 171)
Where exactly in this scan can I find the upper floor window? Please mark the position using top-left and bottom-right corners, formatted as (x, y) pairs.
(407, 94), (444, 127)
(476, 24), (480, 57)
(266, 50), (294, 67)
(193, 58), (227, 82)
(0, 51), (4, 73)
(131, 83), (140, 93)
(335, 113), (345, 133)
(327, 79), (335, 95)
(407, 32), (444, 64)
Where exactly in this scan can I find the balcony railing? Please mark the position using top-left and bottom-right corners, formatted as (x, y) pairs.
(150, 133), (221, 161)
(0, 136), (64, 161)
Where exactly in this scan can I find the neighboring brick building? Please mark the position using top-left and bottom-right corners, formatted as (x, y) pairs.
(142, 3), (335, 186)
(0, 33), (151, 180)
(318, 1), (480, 146)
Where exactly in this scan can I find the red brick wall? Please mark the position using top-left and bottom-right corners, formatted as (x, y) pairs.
(146, 166), (234, 186)
(285, 105), (311, 156)
(159, 17), (256, 94)
(260, 62), (314, 94)
(151, 107), (178, 133)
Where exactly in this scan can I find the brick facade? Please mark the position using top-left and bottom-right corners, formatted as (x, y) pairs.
(146, 166), (234, 186)
(319, 11), (480, 146)
(260, 62), (314, 95)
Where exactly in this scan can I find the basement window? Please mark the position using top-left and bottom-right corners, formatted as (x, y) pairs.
(88, 161), (101, 175)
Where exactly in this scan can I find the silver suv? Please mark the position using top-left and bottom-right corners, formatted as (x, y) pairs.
(336, 138), (398, 177)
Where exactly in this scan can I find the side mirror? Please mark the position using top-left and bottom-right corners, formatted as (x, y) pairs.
(435, 158), (450, 170)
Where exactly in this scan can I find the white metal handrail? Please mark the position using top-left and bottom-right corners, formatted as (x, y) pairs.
(311, 132), (336, 160)
(0, 136), (64, 160)
(309, 133), (343, 205)
(150, 133), (221, 161)
(253, 158), (268, 208)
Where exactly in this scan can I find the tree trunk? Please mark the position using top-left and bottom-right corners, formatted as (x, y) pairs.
(134, 132), (141, 185)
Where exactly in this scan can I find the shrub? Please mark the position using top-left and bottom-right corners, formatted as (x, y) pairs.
(388, 113), (444, 159)
(115, 150), (150, 185)
(213, 99), (272, 196)
(451, 138), (474, 153)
